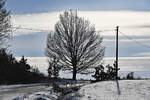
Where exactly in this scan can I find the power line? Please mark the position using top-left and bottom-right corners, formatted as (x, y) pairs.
(11, 26), (115, 33)
(119, 31), (150, 49)
(97, 29), (115, 32)
(11, 26), (150, 49)
(11, 26), (53, 33)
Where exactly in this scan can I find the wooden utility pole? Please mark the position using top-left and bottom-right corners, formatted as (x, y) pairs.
(116, 26), (119, 80)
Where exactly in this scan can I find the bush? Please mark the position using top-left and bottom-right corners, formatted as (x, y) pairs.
(47, 57), (61, 79)
(126, 72), (134, 79)
(52, 82), (80, 95)
(92, 63), (119, 81)
(92, 65), (106, 81)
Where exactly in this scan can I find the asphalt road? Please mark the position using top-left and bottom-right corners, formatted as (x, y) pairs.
(0, 85), (48, 100)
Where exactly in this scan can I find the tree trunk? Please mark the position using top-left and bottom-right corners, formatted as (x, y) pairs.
(72, 66), (77, 80)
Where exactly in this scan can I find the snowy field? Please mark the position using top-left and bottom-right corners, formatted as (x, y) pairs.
(1, 80), (150, 100)
(70, 80), (150, 100)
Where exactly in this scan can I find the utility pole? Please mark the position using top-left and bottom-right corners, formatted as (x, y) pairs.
(116, 26), (119, 80)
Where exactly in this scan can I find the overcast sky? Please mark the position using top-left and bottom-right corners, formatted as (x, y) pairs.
(5, 0), (150, 75)
(5, 0), (150, 58)
(6, 0), (150, 14)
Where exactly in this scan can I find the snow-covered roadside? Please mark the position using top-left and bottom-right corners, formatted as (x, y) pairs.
(0, 80), (90, 100)
(13, 87), (59, 100)
(3, 80), (150, 100)
(0, 83), (48, 90)
(12, 80), (90, 100)
(69, 80), (150, 100)
(0, 84), (49, 100)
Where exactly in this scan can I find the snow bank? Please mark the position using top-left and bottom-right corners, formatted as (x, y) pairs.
(13, 86), (60, 100)
(0, 83), (48, 90)
(71, 80), (150, 100)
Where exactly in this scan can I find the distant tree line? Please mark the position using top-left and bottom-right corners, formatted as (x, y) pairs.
(0, 49), (45, 84)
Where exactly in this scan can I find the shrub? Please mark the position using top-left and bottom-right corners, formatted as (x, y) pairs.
(126, 72), (134, 79)
(92, 63), (119, 81)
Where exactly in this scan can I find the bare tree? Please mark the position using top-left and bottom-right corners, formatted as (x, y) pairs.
(46, 10), (105, 80)
(0, 0), (11, 48)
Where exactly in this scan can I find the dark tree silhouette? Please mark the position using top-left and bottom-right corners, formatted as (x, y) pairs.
(105, 64), (116, 80)
(0, 49), (45, 84)
(47, 57), (61, 78)
(46, 10), (105, 80)
(92, 63), (118, 81)
(92, 65), (106, 81)
(19, 56), (30, 71)
(126, 72), (134, 79)
(0, 0), (11, 47)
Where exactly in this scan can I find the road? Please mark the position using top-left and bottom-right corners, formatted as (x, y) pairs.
(0, 85), (48, 100)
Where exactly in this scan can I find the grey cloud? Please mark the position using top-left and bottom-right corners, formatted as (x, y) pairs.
(126, 24), (150, 29)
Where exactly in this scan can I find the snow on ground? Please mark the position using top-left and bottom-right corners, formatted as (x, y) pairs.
(70, 80), (150, 100)
(13, 87), (59, 100)
(13, 80), (90, 100)
(10, 80), (90, 100)
(1, 80), (150, 100)
(0, 83), (49, 100)
(0, 83), (48, 90)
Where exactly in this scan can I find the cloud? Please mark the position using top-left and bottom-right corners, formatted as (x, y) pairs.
(134, 52), (150, 57)
(9, 31), (150, 57)
(16, 57), (150, 75)
(10, 32), (47, 57)
(11, 11), (150, 58)
(16, 57), (48, 74)
(11, 11), (150, 36)
(128, 24), (150, 28)
(6, 0), (150, 14)
(103, 57), (150, 71)
(11, 12), (60, 35)
(103, 38), (150, 42)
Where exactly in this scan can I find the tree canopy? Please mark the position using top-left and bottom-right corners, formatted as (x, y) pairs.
(0, 0), (11, 47)
(46, 10), (105, 80)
